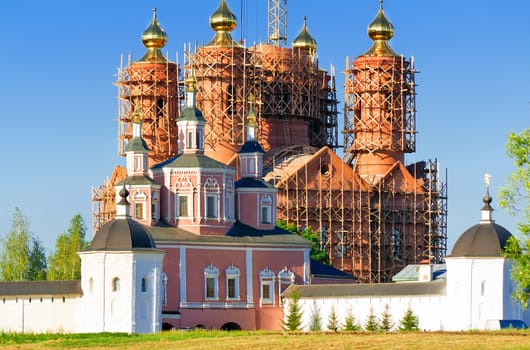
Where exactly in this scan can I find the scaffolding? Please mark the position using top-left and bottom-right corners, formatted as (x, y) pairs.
(190, 42), (339, 162)
(343, 55), (416, 164)
(91, 165), (126, 233)
(116, 54), (181, 166)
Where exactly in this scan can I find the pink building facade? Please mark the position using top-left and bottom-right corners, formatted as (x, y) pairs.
(114, 78), (333, 330)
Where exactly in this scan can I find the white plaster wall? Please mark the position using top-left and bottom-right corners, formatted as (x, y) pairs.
(445, 258), (472, 330)
(293, 293), (447, 332)
(133, 252), (164, 333)
(79, 251), (134, 333)
(0, 296), (81, 333)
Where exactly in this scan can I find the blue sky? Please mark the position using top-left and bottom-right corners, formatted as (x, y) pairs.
(0, 1), (528, 254)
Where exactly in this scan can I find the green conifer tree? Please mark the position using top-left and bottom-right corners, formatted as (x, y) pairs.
(364, 307), (380, 332)
(326, 306), (340, 331)
(283, 291), (303, 331)
(398, 307), (420, 332)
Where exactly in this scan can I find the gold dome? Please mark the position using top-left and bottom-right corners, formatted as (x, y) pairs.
(206, 0), (242, 47)
(137, 8), (169, 62)
(363, 1), (399, 57)
(292, 16), (317, 56)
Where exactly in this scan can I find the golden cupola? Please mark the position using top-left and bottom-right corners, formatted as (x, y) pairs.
(362, 1), (399, 57)
(292, 16), (317, 56)
(206, 0), (242, 47)
(137, 8), (169, 62)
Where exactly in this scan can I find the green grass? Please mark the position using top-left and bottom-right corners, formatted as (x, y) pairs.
(2, 330), (530, 349)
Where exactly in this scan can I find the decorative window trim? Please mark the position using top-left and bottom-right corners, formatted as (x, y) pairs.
(259, 267), (275, 305)
(204, 264), (219, 300)
(177, 195), (190, 217)
(206, 194), (218, 219)
(278, 267), (295, 304)
(225, 265), (240, 300)
(260, 205), (271, 224)
(134, 202), (145, 220)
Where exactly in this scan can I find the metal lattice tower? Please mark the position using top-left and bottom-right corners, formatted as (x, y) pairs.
(268, 0), (287, 46)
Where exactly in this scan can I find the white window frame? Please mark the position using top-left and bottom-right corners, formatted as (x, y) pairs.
(177, 194), (190, 217)
(261, 205), (271, 224)
(278, 267), (295, 304)
(206, 194), (218, 218)
(225, 265), (240, 300)
(204, 264), (219, 300)
(259, 267), (275, 305)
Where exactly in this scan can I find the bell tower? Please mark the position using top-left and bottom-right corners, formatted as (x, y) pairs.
(117, 8), (179, 167)
(344, 1), (416, 182)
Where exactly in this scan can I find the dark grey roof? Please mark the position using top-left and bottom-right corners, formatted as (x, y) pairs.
(283, 280), (446, 299)
(310, 260), (354, 280)
(235, 177), (274, 189)
(88, 218), (156, 251)
(0, 280), (82, 297)
(179, 106), (206, 122)
(239, 140), (264, 154)
(116, 175), (157, 186)
(450, 222), (512, 257)
(124, 137), (149, 153)
(149, 221), (309, 247)
(152, 154), (232, 170)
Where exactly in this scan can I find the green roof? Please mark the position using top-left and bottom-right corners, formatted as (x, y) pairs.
(153, 154), (232, 170)
(124, 137), (149, 153)
(116, 175), (158, 186)
(179, 107), (206, 122)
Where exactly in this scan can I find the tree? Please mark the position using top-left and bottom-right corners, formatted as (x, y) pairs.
(399, 307), (419, 332)
(0, 207), (47, 281)
(380, 304), (394, 332)
(278, 220), (330, 265)
(364, 307), (380, 332)
(343, 307), (361, 331)
(283, 291), (303, 331)
(499, 129), (530, 308)
(308, 303), (322, 331)
(48, 214), (88, 280)
(326, 306), (340, 331)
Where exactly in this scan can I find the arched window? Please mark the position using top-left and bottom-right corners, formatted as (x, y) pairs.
(278, 267), (295, 298)
(226, 265), (240, 300)
(112, 277), (120, 292)
(259, 267), (275, 305)
(141, 277), (147, 293)
(204, 264), (219, 300)
(392, 229), (402, 259)
(88, 278), (94, 293)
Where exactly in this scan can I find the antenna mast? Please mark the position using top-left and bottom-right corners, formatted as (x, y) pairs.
(268, 0), (287, 46)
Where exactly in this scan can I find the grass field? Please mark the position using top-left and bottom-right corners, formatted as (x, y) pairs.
(2, 330), (530, 350)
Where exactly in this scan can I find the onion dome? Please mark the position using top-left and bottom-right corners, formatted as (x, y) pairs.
(292, 16), (317, 56)
(362, 1), (399, 57)
(137, 8), (169, 63)
(88, 184), (156, 251)
(206, 0), (242, 48)
(450, 179), (512, 257)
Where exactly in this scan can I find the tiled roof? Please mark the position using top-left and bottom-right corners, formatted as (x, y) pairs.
(179, 106), (206, 122)
(0, 280), (82, 297)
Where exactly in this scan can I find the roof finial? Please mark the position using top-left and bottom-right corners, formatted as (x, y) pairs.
(116, 182), (130, 219)
(380, 0), (383, 9)
(481, 173), (494, 223)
